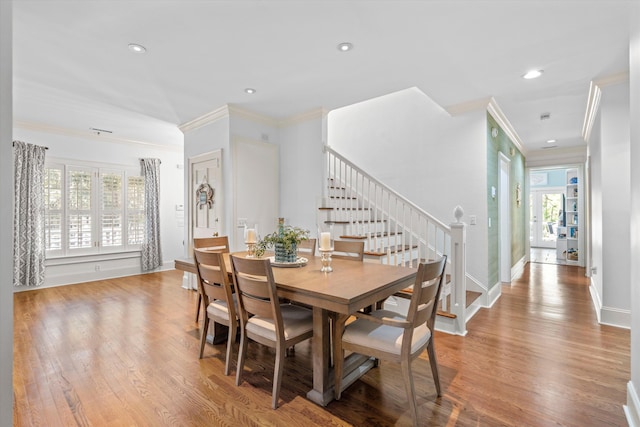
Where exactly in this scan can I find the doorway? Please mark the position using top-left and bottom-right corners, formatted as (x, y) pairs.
(529, 188), (564, 248)
(188, 150), (223, 251)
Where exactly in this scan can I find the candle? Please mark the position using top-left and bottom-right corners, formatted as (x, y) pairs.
(245, 228), (257, 244)
(320, 232), (331, 250)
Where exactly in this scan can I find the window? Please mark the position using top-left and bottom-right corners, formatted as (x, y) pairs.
(44, 161), (144, 257)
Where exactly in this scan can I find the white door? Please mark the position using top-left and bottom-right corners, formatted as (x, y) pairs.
(189, 150), (222, 249)
(529, 188), (563, 248)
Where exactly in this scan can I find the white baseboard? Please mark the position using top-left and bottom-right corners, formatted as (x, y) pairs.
(601, 306), (631, 329)
(589, 278), (603, 323)
(487, 282), (502, 308)
(589, 278), (630, 328)
(17, 260), (174, 292)
(511, 255), (526, 281)
(626, 381), (640, 427)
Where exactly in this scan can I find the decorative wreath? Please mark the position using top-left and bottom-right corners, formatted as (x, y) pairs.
(196, 182), (214, 209)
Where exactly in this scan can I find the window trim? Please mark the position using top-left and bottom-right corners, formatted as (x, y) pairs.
(44, 158), (144, 259)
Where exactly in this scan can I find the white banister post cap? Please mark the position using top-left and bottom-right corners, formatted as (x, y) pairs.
(453, 205), (464, 223)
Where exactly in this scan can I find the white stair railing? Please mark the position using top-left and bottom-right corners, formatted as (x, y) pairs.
(323, 145), (468, 335)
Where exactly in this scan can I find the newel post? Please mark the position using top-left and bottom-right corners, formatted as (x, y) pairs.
(450, 205), (467, 336)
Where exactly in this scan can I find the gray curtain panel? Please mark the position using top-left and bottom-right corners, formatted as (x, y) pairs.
(140, 158), (162, 271)
(13, 140), (47, 287)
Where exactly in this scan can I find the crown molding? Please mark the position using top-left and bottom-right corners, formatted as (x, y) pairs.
(582, 71), (629, 142)
(582, 81), (602, 143)
(14, 120), (181, 151)
(179, 105), (230, 133)
(181, 104), (329, 134)
(228, 105), (278, 127)
(277, 107), (329, 127)
(525, 145), (587, 168)
(594, 71), (630, 88)
(487, 97), (526, 156)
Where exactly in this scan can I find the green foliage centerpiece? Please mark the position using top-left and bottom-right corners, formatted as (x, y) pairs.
(255, 218), (309, 262)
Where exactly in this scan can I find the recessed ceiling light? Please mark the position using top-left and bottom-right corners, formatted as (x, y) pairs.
(337, 42), (353, 52)
(244, 88), (256, 94)
(128, 43), (147, 53)
(523, 69), (543, 79)
(546, 139), (557, 143)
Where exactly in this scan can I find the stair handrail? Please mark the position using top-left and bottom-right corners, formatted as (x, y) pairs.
(324, 145), (450, 232)
(323, 144), (467, 335)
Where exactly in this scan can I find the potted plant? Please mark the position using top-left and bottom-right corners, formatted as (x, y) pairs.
(256, 219), (309, 262)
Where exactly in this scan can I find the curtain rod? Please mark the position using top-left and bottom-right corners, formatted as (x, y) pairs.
(12, 141), (48, 150)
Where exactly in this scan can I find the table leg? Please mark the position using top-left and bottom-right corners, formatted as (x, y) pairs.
(305, 309), (378, 406)
(207, 321), (229, 345)
(306, 307), (333, 406)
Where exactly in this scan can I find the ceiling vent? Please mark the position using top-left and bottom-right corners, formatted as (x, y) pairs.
(541, 145), (558, 149)
(540, 112), (551, 120)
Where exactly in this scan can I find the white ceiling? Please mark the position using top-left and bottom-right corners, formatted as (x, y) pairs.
(12, 0), (632, 152)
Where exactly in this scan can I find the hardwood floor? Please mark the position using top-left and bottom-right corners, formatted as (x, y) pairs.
(13, 263), (629, 426)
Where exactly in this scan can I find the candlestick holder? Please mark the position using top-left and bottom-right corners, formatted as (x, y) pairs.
(246, 242), (257, 258)
(319, 248), (333, 272)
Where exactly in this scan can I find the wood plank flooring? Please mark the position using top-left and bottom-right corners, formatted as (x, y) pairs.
(13, 263), (629, 426)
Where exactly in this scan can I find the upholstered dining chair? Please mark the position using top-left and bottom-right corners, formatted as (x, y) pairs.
(333, 256), (447, 427)
(296, 238), (316, 257)
(332, 240), (364, 261)
(230, 255), (314, 409)
(193, 248), (237, 375)
(193, 236), (229, 323)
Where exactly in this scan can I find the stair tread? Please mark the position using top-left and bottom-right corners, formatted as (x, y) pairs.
(326, 220), (385, 225)
(318, 207), (370, 210)
(340, 231), (402, 239)
(397, 288), (479, 319)
(364, 244), (418, 257)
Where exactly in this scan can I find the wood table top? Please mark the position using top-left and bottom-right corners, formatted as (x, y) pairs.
(176, 252), (417, 315)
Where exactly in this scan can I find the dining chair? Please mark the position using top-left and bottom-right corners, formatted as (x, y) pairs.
(193, 248), (237, 375)
(332, 240), (364, 261)
(297, 238), (316, 257)
(230, 255), (314, 409)
(333, 256), (447, 427)
(193, 236), (230, 323)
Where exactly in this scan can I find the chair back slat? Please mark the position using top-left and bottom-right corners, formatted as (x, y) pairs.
(193, 249), (229, 302)
(193, 236), (230, 252)
(406, 256), (447, 330)
(333, 240), (365, 261)
(231, 256), (279, 320)
(297, 238), (317, 257)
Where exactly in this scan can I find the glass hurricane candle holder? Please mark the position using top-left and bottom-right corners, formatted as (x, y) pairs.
(319, 248), (333, 272)
(317, 223), (334, 272)
(244, 224), (258, 258)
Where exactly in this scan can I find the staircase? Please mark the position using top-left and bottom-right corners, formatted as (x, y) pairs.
(319, 146), (478, 335)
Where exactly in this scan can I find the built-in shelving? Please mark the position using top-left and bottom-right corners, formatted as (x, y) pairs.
(556, 167), (582, 266)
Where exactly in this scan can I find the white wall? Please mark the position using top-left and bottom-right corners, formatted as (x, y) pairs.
(182, 107), (282, 252)
(589, 114), (604, 306)
(13, 127), (185, 288)
(587, 82), (631, 328)
(628, 1), (640, 421)
(277, 112), (327, 236)
(0, 1), (13, 423)
(183, 115), (231, 251)
(600, 82), (631, 325)
(328, 87), (489, 287)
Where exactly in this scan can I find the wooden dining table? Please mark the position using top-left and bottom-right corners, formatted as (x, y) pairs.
(175, 252), (417, 406)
